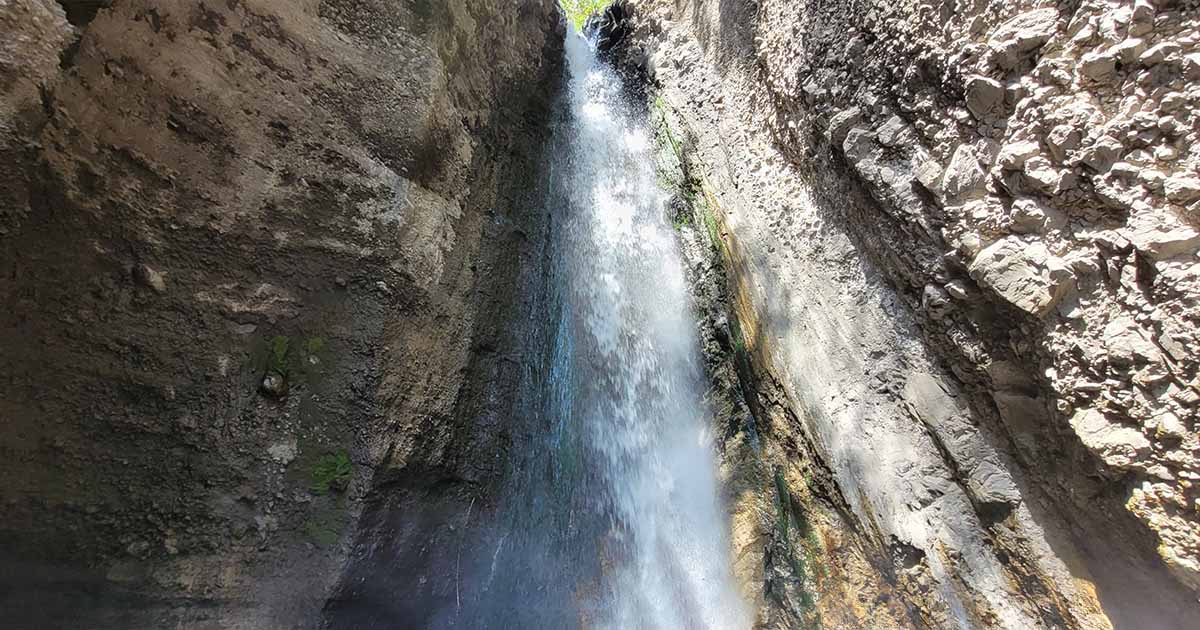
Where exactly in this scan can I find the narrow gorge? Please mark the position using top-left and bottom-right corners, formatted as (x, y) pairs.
(1, 1), (1198, 629)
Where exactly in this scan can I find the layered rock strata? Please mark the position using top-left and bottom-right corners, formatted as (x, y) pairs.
(617, 0), (1200, 627)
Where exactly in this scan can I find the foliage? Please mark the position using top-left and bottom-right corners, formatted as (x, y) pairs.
(655, 96), (684, 160)
(269, 335), (291, 374)
(558, 0), (612, 31)
(728, 313), (747, 355)
(259, 334), (329, 383)
(303, 336), (326, 355)
(310, 451), (352, 495)
(672, 208), (693, 230)
(653, 95), (725, 253)
(303, 518), (340, 547)
(774, 467), (822, 625)
(701, 204), (721, 249)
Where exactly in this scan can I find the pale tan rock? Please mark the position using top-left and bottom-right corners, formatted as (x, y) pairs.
(134, 264), (167, 294)
(1071, 408), (1152, 469)
(1164, 175), (1200, 204)
(965, 75), (1006, 120)
(1122, 212), (1200, 260)
(1111, 38), (1148, 64)
(1139, 42), (1181, 66)
(1080, 51), (1117, 81)
(1080, 135), (1124, 172)
(1022, 155), (1071, 194)
(1156, 412), (1188, 440)
(969, 236), (1072, 317)
(997, 140), (1041, 169)
(1103, 316), (1161, 365)
(941, 144), (987, 201)
(988, 8), (1060, 68)
(1046, 124), (1081, 162)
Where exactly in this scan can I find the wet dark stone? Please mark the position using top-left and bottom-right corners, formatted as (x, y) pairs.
(584, 0), (632, 55)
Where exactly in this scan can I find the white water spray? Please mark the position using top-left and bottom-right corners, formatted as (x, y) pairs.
(558, 32), (750, 630)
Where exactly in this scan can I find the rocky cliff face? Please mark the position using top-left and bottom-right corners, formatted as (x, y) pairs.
(615, 0), (1200, 628)
(0, 1), (561, 628)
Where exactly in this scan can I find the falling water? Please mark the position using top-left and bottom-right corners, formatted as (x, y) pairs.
(355, 31), (752, 630)
(548, 32), (749, 629)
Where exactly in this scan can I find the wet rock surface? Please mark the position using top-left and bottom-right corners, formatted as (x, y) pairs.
(0, 1), (562, 628)
(615, 0), (1200, 627)
(584, 0), (633, 55)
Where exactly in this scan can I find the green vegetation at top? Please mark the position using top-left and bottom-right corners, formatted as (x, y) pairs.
(559, 0), (612, 31)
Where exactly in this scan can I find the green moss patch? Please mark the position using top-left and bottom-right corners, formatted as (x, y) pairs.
(310, 451), (352, 495)
(269, 335), (291, 374)
(250, 333), (331, 386)
(773, 466), (823, 627)
(299, 497), (348, 548)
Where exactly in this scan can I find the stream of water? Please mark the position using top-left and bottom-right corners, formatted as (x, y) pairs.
(522, 32), (748, 628)
(334, 32), (750, 629)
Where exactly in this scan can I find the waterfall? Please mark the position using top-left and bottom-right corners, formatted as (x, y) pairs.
(373, 31), (751, 630)
(548, 32), (749, 629)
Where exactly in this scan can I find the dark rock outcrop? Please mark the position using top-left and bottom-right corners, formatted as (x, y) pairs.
(584, 0), (633, 55)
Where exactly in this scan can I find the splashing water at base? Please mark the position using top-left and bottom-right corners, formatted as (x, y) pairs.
(556, 32), (749, 629)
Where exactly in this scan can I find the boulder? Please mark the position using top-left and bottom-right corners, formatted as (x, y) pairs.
(1122, 212), (1200, 260)
(1104, 317), (1161, 366)
(1164, 175), (1200, 204)
(965, 75), (1006, 120)
(876, 115), (911, 147)
(944, 280), (970, 300)
(997, 140), (1041, 169)
(988, 8), (1059, 65)
(1110, 38), (1147, 64)
(842, 126), (877, 166)
(1046, 124), (1081, 162)
(260, 371), (287, 398)
(827, 107), (863, 149)
(1184, 52), (1200, 80)
(1129, 0), (1155, 36)
(969, 236), (1073, 317)
(134, 264), (167, 293)
(922, 283), (951, 319)
(941, 144), (987, 202)
(913, 158), (944, 195)
(1070, 408), (1151, 469)
(1022, 155), (1073, 194)
(268, 440), (298, 465)
(1080, 52), (1116, 81)
(1010, 197), (1062, 234)
(1139, 42), (1181, 66)
(1156, 412), (1188, 440)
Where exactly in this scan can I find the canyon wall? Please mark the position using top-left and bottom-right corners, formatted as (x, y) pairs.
(616, 0), (1200, 628)
(0, 1), (561, 628)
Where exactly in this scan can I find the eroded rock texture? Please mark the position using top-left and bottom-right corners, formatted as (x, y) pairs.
(618, 0), (1200, 628)
(0, 1), (561, 628)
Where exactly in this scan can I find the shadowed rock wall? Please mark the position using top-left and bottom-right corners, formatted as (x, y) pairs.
(0, 1), (562, 628)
